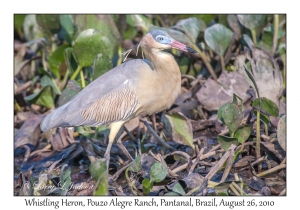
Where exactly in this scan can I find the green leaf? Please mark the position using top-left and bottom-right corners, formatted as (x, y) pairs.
(161, 112), (194, 149)
(38, 68), (52, 78)
(59, 15), (75, 43)
(164, 192), (180, 196)
(172, 182), (186, 195)
(221, 103), (243, 134)
(23, 14), (44, 41)
(237, 15), (266, 30)
(253, 97), (279, 117)
(254, 110), (270, 124)
(242, 34), (254, 50)
(172, 17), (201, 43)
(24, 86), (54, 109)
(234, 125), (252, 143)
(227, 15), (241, 37)
(74, 15), (121, 58)
(77, 126), (93, 138)
(92, 54), (113, 81)
(243, 65), (260, 100)
(48, 44), (69, 79)
(64, 47), (75, 73)
(36, 14), (60, 34)
(89, 159), (108, 195)
(126, 15), (151, 33)
(40, 75), (61, 95)
(277, 115), (286, 151)
(58, 80), (81, 107)
(142, 178), (153, 195)
(60, 168), (71, 196)
(14, 14), (26, 37)
(204, 23), (233, 56)
(232, 93), (243, 111)
(129, 155), (142, 172)
(150, 162), (168, 183)
(218, 102), (230, 124)
(73, 29), (111, 67)
(217, 135), (239, 150)
(124, 27), (138, 40)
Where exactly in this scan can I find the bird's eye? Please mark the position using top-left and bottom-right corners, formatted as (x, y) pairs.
(156, 36), (164, 41)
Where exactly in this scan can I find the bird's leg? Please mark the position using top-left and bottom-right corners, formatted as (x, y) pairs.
(104, 121), (125, 169)
(116, 126), (134, 161)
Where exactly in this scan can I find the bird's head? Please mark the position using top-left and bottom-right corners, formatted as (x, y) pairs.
(140, 29), (198, 54)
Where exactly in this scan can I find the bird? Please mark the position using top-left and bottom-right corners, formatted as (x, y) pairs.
(40, 29), (198, 166)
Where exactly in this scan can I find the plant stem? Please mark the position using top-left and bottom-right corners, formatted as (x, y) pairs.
(80, 69), (86, 88)
(117, 45), (123, 66)
(271, 14), (279, 55)
(256, 110), (261, 172)
(251, 29), (257, 45)
(51, 78), (61, 95)
(192, 44), (218, 81)
(14, 101), (22, 112)
(60, 69), (70, 91)
(264, 122), (269, 136)
(220, 55), (225, 71)
(71, 65), (82, 80)
(125, 167), (137, 195)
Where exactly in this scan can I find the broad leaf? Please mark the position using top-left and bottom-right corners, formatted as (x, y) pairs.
(129, 155), (142, 173)
(277, 115), (286, 151)
(48, 44), (69, 79)
(89, 159), (108, 195)
(162, 112), (194, 149)
(237, 15), (266, 30)
(92, 53), (113, 81)
(253, 97), (279, 117)
(172, 182), (186, 195)
(234, 125), (252, 143)
(221, 103), (243, 134)
(74, 14), (120, 58)
(204, 23), (233, 56)
(73, 29), (111, 67)
(150, 162), (168, 183)
(254, 110), (270, 124)
(24, 86), (54, 109)
(126, 15), (151, 33)
(58, 80), (81, 107)
(36, 14), (60, 34)
(142, 178), (153, 195)
(171, 17), (201, 43)
(59, 15), (75, 43)
(217, 135), (239, 150)
(40, 75), (61, 95)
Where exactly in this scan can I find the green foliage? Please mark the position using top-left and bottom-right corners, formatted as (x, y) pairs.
(162, 112), (194, 149)
(237, 15), (266, 30)
(204, 23), (233, 56)
(142, 178), (153, 195)
(150, 162), (168, 182)
(89, 159), (108, 195)
(129, 155), (142, 172)
(253, 97), (279, 117)
(48, 44), (69, 79)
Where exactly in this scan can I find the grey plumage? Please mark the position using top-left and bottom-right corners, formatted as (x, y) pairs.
(40, 59), (152, 132)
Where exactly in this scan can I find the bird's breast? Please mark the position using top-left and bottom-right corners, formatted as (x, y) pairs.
(135, 65), (181, 116)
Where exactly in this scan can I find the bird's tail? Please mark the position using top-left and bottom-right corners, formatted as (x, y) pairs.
(40, 103), (70, 132)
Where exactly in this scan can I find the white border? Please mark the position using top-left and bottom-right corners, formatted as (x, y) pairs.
(1, 0), (297, 209)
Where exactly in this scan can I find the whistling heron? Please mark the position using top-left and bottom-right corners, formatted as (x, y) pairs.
(41, 29), (197, 165)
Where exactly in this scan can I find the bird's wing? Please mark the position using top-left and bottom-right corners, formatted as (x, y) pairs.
(41, 59), (152, 131)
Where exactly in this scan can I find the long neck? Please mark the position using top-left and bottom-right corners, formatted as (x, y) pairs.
(142, 46), (180, 76)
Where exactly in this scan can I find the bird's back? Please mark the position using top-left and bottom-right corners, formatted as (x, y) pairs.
(40, 59), (153, 131)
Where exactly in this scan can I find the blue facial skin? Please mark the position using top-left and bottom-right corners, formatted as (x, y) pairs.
(148, 30), (173, 45)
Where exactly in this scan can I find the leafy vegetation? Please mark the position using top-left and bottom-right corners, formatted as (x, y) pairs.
(14, 14), (286, 196)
